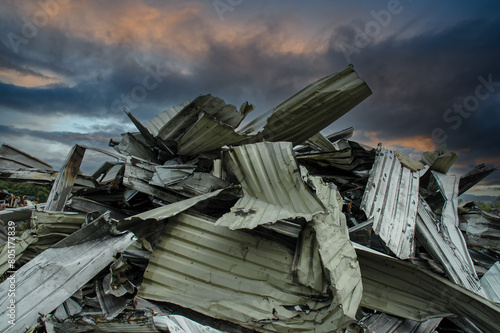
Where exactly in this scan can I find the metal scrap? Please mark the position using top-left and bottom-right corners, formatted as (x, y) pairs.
(0, 64), (499, 333)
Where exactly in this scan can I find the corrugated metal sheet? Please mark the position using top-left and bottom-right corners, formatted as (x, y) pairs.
(145, 100), (191, 136)
(216, 142), (325, 230)
(43, 314), (159, 333)
(30, 211), (86, 237)
(304, 132), (337, 152)
(460, 210), (500, 250)
(0, 217), (136, 332)
(415, 198), (487, 297)
(112, 132), (158, 161)
(176, 112), (250, 156)
(138, 212), (358, 332)
(305, 175), (362, 319)
(156, 94), (252, 142)
(0, 144), (53, 170)
(421, 151), (458, 174)
(296, 140), (375, 171)
(360, 149), (419, 259)
(18, 211), (88, 263)
(481, 261), (500, 304)
(241, 65), (372, 145)
(0, 228), (36, 275)
(459, 164), (498, 196)
(149, 164), (196, 187)
(361, 313), (441, 333)
(355, 246), (500, 333)
(433, 172), (476, 272)
(165, 172), (230, 197)
(123, 187), (227, 222)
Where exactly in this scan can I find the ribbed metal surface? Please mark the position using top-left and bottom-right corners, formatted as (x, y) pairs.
(138, 212), (354, 332)
(145, 100), (190, 136)
(356, 246), (500, 333)
(433, 172), (476, 272)
(415, 198), (487, 297)
(361, 149), (419, 259)
(460, 211), (500, 250)
(0, 219), (136, 332)
(30, 211), (86, 237)
(156, 95), (250, 142)
(124, 188), (226, 222)
(481, 261), (500, 304)
(176, 112), (250, 156)
(306, 175), (362, 317)
(243, 65), (372, 145)
(216, 142), (325, 230)
(297, 140), (375, 171)
(361, 313), (441, 333)
(0, 144), (53, 170)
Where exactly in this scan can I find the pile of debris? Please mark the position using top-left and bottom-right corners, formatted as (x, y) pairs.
(0, 190), (35, 211)
(0, 65), (499, 333)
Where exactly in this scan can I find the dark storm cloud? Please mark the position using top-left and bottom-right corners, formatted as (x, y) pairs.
(0, 123), (120, 147)
(0, 0), (498, 196)
(326, 18), (500, 137)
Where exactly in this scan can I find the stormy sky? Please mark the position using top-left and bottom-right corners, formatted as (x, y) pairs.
(0, 0), (499, 201)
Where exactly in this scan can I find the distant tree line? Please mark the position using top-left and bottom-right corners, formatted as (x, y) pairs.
(475, 200), (500, 213)
(0, 180), (50, 203)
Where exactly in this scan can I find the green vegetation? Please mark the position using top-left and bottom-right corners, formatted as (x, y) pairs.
(475, 200), (500, 213)
(0, 180), (50, 202)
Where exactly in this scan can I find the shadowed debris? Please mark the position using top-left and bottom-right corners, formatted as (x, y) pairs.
(0, 65), (499, 333)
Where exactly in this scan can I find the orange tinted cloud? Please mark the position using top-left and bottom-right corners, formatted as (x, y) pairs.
(15, 1), (328, 60)
(0, 67), (62, 87)
(474, 157), (500, 166)
(354, 130), (436, 152)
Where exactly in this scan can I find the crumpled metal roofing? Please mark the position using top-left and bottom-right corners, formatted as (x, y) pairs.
(176, 112), (250, 156)
(304, 174), (363, 320)
(432, 172), (479, 271)
(144, 100), (191, 137)
(355, 246), (500, 333)
(216, 142), (325, 230)
(361, 149), (419, 259)
(415, 197), (487, 297)
(138, 212), (357, 332)
(123, 187), (228, 222)
(360, 313), (441, 333)
(481, 261), (500, 304)
(0, 144), (53, 170)
(155, 94), (253, 142)
(460, 209), (500, 250)
(0, 216), (136, 332)
(241, 65), (372, 145)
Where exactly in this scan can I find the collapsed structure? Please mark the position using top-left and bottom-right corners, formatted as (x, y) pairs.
(0, 65), (499, 333)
